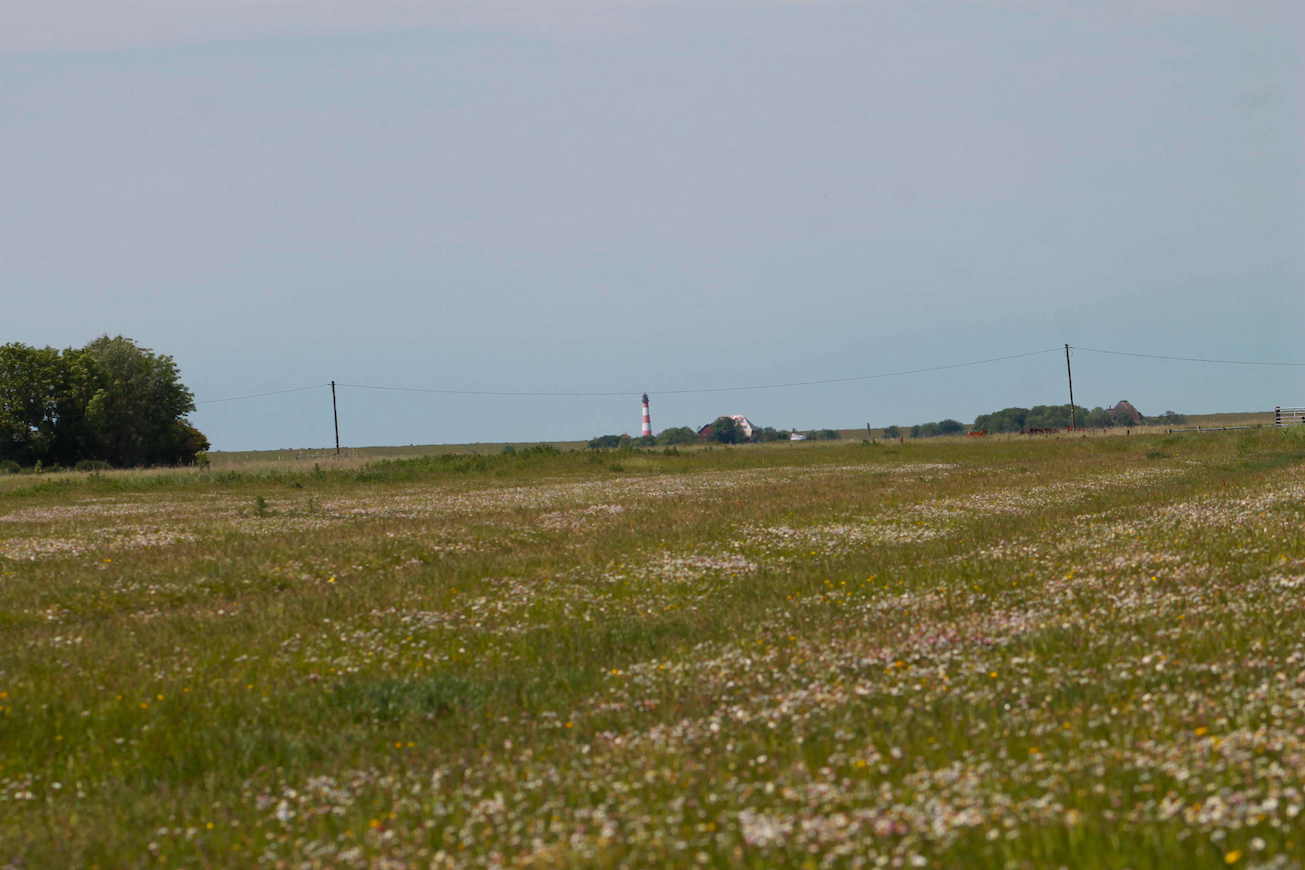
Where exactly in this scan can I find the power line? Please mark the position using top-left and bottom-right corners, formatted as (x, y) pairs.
(337, 347), (1064, 399)
(659, 347), (1064, 394)
(336, 383), (626, 399)
(1073, 346), (1305, 368)
(193, 344), (1304, 407)
(196, 384), (327, 405)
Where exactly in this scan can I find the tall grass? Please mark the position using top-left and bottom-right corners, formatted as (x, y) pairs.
(2, 430), (1305, 866)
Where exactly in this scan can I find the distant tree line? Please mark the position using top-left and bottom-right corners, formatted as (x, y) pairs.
(910, 419), (965, 438)
(587, 417), (842, 448)
(892, 404), (1188, 438)
(971, 404), (1185, 434)
(805, 428), (842, 441)
(591, 400), (1192, 449)
(0, 336), (209, 470)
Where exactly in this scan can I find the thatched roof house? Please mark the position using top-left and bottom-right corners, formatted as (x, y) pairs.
(1111, 400), (1144, 425)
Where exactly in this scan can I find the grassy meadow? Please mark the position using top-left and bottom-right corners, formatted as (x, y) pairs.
(3, 429), (1305, 867)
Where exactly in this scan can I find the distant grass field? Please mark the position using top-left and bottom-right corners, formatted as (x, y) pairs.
(207, 441), (590, 470)
(849, 411), (1278, 441)
(1185, 410), (1278, 427)
(4, 430), (1305, 867)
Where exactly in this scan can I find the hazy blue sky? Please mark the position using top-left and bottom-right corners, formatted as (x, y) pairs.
(4, 1), (1300, 449)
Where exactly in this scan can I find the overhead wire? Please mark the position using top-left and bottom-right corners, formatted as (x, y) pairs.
(192, 345), (1305, 406)
(1072, 346), (1305, 368)
(648, 347), (1064, 395)
(335, 347), (1065, 400)
(196, 384), (328, 405)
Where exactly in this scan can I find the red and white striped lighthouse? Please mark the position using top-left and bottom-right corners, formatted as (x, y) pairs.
(641, 393), (652, 437)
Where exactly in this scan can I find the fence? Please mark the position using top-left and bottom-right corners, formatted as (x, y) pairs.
(1274, 407), (1305, 426)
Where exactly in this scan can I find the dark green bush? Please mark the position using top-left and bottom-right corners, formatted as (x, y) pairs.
(753, 427), (789, 443)
(656, 427), (698, 446)
(705, 417), (745, 444)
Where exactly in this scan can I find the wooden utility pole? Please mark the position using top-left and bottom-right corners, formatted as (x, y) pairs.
(331, 380), (340, 455)
(1064, 344), (1077, 430)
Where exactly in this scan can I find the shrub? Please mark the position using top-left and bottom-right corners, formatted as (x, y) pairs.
(516, 444), (561, 458)
(0, 459), (20, 474)
(74, 459), (112, 472)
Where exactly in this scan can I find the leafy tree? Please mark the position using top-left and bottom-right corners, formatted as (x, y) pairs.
(587, 434), (624, 449)
(882, 425), (901, 439)
(0, 343), (66, 466)
(656, 426), (697, 446)
(83, 336), (197, 467)
(1084, 407), (1112, 428)
(972, 403), (1169, 433)
(973, 407), (1029, 433)
(0, 336), (207, 468)
(1025, 405), (1071, 429)
(908, 420), (963, 438)
(48, 348), (103, 464)
(0, 344), (103, 466)
(707, 416), (744, 444)
(155, 420), (211, 465)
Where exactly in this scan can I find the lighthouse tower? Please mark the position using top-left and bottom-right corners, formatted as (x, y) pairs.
(641, 393), (652, 437)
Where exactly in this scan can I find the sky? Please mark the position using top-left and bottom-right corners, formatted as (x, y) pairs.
(3, 0), (1301, 450)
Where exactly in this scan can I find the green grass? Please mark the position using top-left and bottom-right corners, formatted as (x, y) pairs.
(2, 431), (1305, 866)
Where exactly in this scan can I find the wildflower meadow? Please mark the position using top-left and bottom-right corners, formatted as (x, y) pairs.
(3, 430), (1305, 867)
